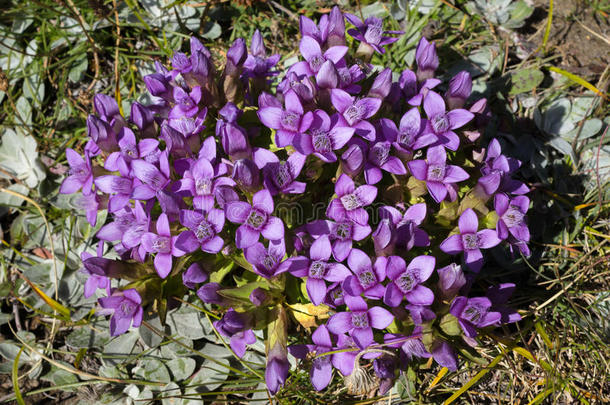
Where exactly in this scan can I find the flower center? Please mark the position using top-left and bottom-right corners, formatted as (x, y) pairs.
(357, 269), (377, 289)
(142, 168), (166, 190)
(70, 164), (89, 181)
(152, 236), (171, 253)
(364, 22), (383, 45)
(280, 111), (300, 132)
(330, 287), (344, 301)
(195, 177), (212, 195)
(312, 129), (332, 153)
(431, 114), (450, 134)
(427, 164), (446, 181)
(338, 68), (352, 87)
(396, 271), (417, 294)
(113, 177), (133, 195)
(261, 253), (277, 271)
(116, 213), (136, 229)
(308, 260), (327, 279)
(351, 312), (369, 328)
(502, 206), (525, 227)
(123, 145), (138, 158)
(272, 162), (292, 189)
(462, 304), (485, 324)
(340, 193), (361, 211)
(370, 143), (390, 166)
(344, 103), (365, 125)
(309, 55), (325, 72)
(119, 301), (136, 316)
(246, 209), (267, 230)
(333, 222), (352, 240)
(461, 233), (480, 250)
(195, 220), (214, 242)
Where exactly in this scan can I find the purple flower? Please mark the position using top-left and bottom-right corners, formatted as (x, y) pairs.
(225, 189), (284, 249)
(449, 296), (502, 338)
(364, 140), (407, 184)
(478, 139), (529, 195)
(345, 14), (402, 54)
(253, 149), (306, 195)
(331, 89), (381, 141)
(292, 35), (348, 76)
(289, 324), (334, 391)
(169, 86), (202, 119)
(94, 94), (121, 123)
(326, 174), (377, 225)
(105, 128), (159, 176)
(439, 208), (502, 273)
(80, 244), (110, 298)
(437, 263), (466, 300)
(383, 255), (435, 307)
(60, 149), (93, 195)
(244, 240), (292, 279)
(277, 72), (315, 102)
(225, 37), (247, 76)
(97, 202), (150, 260)
(307, 219), (371, 262)
(395, 69), (441, 107)
(168, 106), (207, 139)
(293, 110), (354, 162)
(494, 194), (530, 242)
(422, 91), (474, 151)
(342, 248), (386, 300)
(214, 309), (256, 358)
(216, 103), (251, 159)
(340, 139), (367, 175)
(249, 288), (268, 306)
(373, 355), (397, 395)
(408, 146), (469, 203)
(98, 288), (143, 336)
(231, 158), (260, 192)
(176, 209), (225, 254)
(196, 282), (226, 305)
(182, 262), (208, 289)
(174, 156), (235, 211)
(131, 158), (170, 200)
(379, 108), (437, 157)
(243, 30), (281, 79)
(299, 6), (346, 48)
(73, 192), (101, 227)
(327, 294), (394, 349)
(288, 235), (351, 305)
(94, 175), (135, 213)
(141, 213), (183, 278)
(446, 71), (472, 110)
(257, 89), (314, 147)
(373, 204), (430, 254)
(368, 68), (393, 99)
(486, 283), (521, 324)
(87, 115), (119, 153)
(415, 37), (439, 81)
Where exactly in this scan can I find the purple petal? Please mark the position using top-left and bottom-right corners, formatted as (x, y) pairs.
(351, 327), (373, 349)
(444, 165), (469, 183)
(427, 181), (448, 203)
(300, 35), (322, 61)
(356, 98), (382, 119)
(407, 255), (435, 281)
(327, 312), (352, 335)
(335, 173), (355, 196)
(235, 225), (260, 249)
(307, 278), (327, 306)
(381, 156), (407, 175)
(407, 160), (428, 180)
(439, 234), (463, 254)
(310, 357), (332, 391)
(405, 285), (435, 305)
(464, 249), (483, 272)
(477, 229), (501, 249)
(344, 294), (368, 312)
(325, 263), (351, 282)
(225, 201), (251, 224)
(261, 216), (284, 241)
(332, 239), (352, 262)
(458, 209), (479, 234)
(383, 283), (404, 307)
(342, 275), (364, 296)
(447, 109), (474, 129)
(310, 235), (332, 261)
(257, 107), (283, 129)
(423, 91), (445, 118)
(330, 89), (353, 113)
(431, 341), (457, 371)
(368, 306), (394, 329)
(154, 253), (173, 278)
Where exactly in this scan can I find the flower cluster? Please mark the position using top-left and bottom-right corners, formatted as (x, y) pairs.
(66, 7), (529, 396)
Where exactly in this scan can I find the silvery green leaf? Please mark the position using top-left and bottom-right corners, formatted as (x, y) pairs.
(135, 358), (171, 383)
(562, 119), (603, 141)
(0, 342), (31, 363)
(390, 0), (406, 20)
(68, 54), (88, 83)
(60, 16), (86, 37)
(536, 98), (574, 135)
(16, 96), (32, 124)
(167, 357), (196, 381)
(139, 316), (166, 348)
(505, 0), (534, 28)
(569, 96), (599, 123)
(200, 343), (233, 358)
(42, 367), (79, 386)
(188, 358), (230, 391)
(161, 382), (182, 405)
(12, 14), (34, 34)
(549, 137), (576, 161)
(201, 22), (221, 40)
(124, 384), (140, 400)
(103, 330), (140, 367)
(159, 337), (194, 359)
(0, 38), (24, 71)
(167, 306), (210, 339)
(407, 0), (437, 14)
(468, 45), (502, 76)
(361, 2), (389, 18)
(0, 128), (46, 188)
(0, 183), (28, 217)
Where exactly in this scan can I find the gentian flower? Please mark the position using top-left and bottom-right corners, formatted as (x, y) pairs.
(94, 175), (135, 213)
(169, 86), (202, 119)
(73, 192), (101, 227)
(449, 296), (502, 338)
(367, 68), (393, 99)
(383, 255), (435, 307)
(293, 110), (354, 162)
(141, 213), (184, 278)
(131, 158), (170, 201)
(80, 244), (110, 298)
(231, 158), (260, 192)
(345, 14), (402, 55)
(197, 282), (227, 306)
(494, 194), (530, 242)
(486, 283), (521, 324)
(437, 263), (467, 300)
(478, 139), (529, 195)
(373, 204), (430, 254)
(445, 71), (472, 110)
(289, 324), (334, 391)
(422, 91), (474, 151)
(326, 294), (394, 349)
(60, 148), (93, 195)
(326, 173), (377, 225)
(176, 209), (225, 254)
(415, 37), (439, 81)
(331, 89), (381, 141)
(174, 156), (235, 211)
(253, 149), (307, 195)
(86, 115), (119, 153)
(342, 248), (386, 299)
(257, 89), (313, 147)
(379, 108), (437, 158)
(307, 218), (371, 262)
(244, 240), (292, 279)
(216, 103), (251, 159)
(340, 139), (367, 175)
(288, 235), (351, 305)
(407, 145), (469, 203)
(439, 208), (501, 273)
(277, 72), (315, 102)
(363, 139), (407, 184)
(105, 127), (159, 176)
(214, 309), (256, 358)
(291, 35), (348, 76)
(225, 189), (284, 249)
(243, 30), (281, 79)
(373, 355), (397, 395)
(98, 288), (143, 336)
(182, 262), (208, 289)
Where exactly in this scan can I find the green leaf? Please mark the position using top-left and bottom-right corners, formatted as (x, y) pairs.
(509, 68), (544, 95)
(102, 331), (140, 367)
(135, 359), (170, 383)
(166, 306), (210, 340)
(0, 129), (46, 188)
(139, 316), (166, 348)
(68, 55), (88, 83)
(202, 22), (221, 40)
(189, 358), (230, 391)
(167, 357), (196, 381)
(439, 313), (461, 336)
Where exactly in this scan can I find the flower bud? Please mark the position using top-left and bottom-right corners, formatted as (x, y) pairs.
(94, 94), (120, 122)
(340, 142), (366, 175)
(437, 263), (466, 300)
(415, 37), (438, 81)
(232, 158), (260, 192)
(368, 68), (392, 99)
(446, 71), (472, 109)
(87, 115), (118, 153)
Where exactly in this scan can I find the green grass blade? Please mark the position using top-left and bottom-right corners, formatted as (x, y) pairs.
(12, 346), (26, 405)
